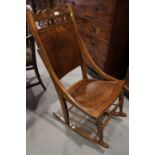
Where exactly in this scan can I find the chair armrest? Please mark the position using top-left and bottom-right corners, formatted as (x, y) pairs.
(80, 38), (116, 81)
(26, 34), (35, 50)
(67, 2), (129, 92)
(26, 34), (33, 41)
(79, 38), (129, 92)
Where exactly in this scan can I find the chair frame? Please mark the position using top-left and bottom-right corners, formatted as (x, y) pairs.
(26, 3), (128, 148)
(26, 34), (46, 90)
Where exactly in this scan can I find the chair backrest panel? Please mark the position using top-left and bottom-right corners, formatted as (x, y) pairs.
(27, 5), (83, 78)
(38, 22), (82, 78)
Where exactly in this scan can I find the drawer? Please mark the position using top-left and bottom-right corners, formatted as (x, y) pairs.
(89, 48), (107, 69)
(75, 16), (112, 42)
(71, 0), (98, 19)
(79, 31), (109, 56)
(71, 0), (114, 24)
(95, 0), (114, 23)
(79, 31), (108, 69)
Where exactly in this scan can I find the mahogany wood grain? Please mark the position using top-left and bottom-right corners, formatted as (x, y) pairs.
(75, 16), (111, 42)
(39, 23), (83, 78)
(67, 79), (124, 118)
(61, 0), (129, 80)
(26, 3), (127, 148)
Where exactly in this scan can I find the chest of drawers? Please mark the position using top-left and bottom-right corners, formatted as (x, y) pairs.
(30, 0), (54, 12)
(29, 0), (129, 79)
(61, 0), (129, 79)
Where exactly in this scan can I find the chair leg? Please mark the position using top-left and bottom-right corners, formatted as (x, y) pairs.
(55, 86), (70, 126)
(119, 92), (124, 113)
(113, 92), (127, 117)
(96, 117), (109, 148)
(60, 98), (70, 126)
(33, 63), (46, 91)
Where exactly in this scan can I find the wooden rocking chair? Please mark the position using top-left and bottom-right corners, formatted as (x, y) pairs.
(26, 3), (127, 148)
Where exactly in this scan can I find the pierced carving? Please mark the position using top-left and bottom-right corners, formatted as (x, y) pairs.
(34, 5), (71, 29)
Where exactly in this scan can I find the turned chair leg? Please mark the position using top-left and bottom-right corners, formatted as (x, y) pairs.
(55, 86), (70, 126)
(118, 92), (127, 117)
(61, 99), (70, 126)
(96, 117), (109, 148)
(29, 34), (46, 91)
(113, 92), (127, 117)
(119, 91), (124, 113)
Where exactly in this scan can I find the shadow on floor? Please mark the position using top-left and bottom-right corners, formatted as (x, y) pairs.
(26, 88), (45, 110)
(36, 112), (110, 153)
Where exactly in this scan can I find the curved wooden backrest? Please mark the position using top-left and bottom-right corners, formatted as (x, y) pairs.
(26, 4), (83, 79)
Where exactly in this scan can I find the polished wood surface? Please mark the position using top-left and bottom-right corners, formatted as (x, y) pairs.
(61, 0), (129, 79)
(39, 22), (83, 78)
(26, 3), (127, 148)
(67, 79), (124, 118)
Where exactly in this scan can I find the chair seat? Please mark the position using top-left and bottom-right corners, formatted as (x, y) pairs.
(67, 79), (125, 118)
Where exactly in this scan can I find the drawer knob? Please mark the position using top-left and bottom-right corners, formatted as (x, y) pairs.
(92, 26), (96, 33)
(91, 40), (96, 47)
(95, 7), (99, 12)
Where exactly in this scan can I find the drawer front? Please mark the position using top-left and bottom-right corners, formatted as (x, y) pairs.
(89, 48), (107, 69)
(79, 32), (108, 69)
(75, 16), (112, 42)
(71, 0), (114, 24)
(71, 0), (97, 19)
(95, 0), (114, 23)
(79, 31), (109, 56)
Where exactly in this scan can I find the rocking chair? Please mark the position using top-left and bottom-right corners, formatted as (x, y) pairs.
(26, 3), (127, 148)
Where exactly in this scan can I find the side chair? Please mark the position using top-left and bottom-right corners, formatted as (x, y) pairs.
(26, 33), (46, 90)
(26, 3), (127, 148)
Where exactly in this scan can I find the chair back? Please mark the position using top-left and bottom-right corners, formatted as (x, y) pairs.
(26, 4), (84, 79)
